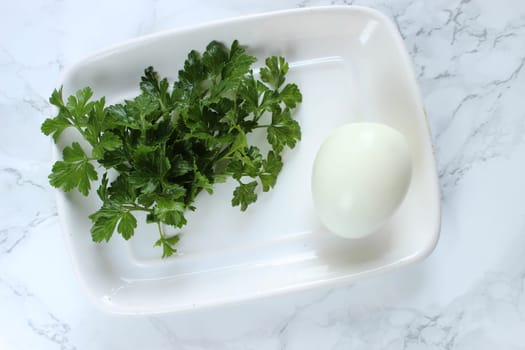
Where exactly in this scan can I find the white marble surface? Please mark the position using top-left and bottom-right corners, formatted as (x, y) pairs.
(2, 0), (525, 348)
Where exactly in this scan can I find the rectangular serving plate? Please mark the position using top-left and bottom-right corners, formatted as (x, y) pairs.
(55, 6), (440, 314)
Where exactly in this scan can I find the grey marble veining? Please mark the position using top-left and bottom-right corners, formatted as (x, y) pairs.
(2, 0), (525, 349)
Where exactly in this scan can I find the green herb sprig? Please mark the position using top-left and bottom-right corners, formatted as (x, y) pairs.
(42, 40), (302, 257)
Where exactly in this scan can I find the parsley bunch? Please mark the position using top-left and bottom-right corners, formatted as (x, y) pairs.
(42, 40), (302, 257)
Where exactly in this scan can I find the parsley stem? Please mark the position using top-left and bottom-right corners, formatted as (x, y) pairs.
(254, 124), (271, 129)
(123, 204), (151, 212)
(157, 221), (166, 238)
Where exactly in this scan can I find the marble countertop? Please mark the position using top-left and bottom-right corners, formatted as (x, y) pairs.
(2, 0), (525, 349)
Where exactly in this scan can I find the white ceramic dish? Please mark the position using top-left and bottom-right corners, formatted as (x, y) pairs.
(55, 6), (440, 314)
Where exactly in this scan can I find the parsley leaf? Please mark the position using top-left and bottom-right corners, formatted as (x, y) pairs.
(260, 56), (288, 89)
(260, 151), (283, 192)
(154, 198), (187, 227)
(89, 208), (120, 242)
(117, 211), (137, 240)
(92, 131), (122, 159)
(140, 66), (172, 110)
(280, 83), (302, 109)
(154, 234), (180, 258)
(267, 108), (301, 152)
(41, 114), (71, 142)
(232, 180), (258, 211)
(89, 204), (139, 242)
(49, 142), (97, 196)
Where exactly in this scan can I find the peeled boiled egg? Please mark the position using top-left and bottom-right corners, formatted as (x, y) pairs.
(311, 122), (412, 239)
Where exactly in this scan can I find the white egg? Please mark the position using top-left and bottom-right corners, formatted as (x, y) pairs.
(311, 122), (412, 239)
